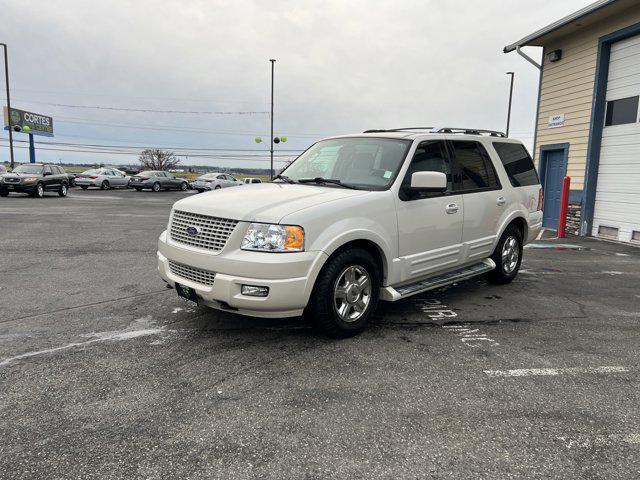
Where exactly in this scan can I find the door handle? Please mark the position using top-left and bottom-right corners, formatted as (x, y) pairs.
(497, 196), (506, 206)
(445, 203), (459, 214)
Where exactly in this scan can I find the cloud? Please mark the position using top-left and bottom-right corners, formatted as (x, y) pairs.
(1, 0), (593, 167)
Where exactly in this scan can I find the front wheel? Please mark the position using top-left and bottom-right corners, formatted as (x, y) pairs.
(488, 225), (523, 284)
(134, 187), (142, 191)
(32, 182), (45, 198)
(180, 182), (188, 191)
(58, 183), (68, 197)
(305, 248), (380, 338)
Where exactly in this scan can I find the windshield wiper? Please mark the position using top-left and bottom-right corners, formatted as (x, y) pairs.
(298, 177), (359, 190)
(273, 174), (296, 184)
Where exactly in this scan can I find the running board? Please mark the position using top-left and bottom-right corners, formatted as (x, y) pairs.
(380, 259), (496, 301)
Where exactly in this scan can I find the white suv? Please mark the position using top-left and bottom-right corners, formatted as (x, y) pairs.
(158, 128), (543, 337)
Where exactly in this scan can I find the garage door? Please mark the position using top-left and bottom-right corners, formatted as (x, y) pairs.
(593, 34), (640, 243)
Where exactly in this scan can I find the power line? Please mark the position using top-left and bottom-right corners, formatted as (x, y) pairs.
(13, 99), (269, 115)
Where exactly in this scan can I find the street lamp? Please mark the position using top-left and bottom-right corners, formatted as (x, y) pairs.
(269, 59), (275, 180)
(1, 43), (15, 169)
(506, 72), (515, 137)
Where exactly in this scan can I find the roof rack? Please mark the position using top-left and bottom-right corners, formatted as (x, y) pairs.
(363, 127), (507, 137)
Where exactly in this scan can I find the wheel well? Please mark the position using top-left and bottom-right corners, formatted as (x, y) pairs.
(328, 240), (387, 282)
(508, 217), (528, 241)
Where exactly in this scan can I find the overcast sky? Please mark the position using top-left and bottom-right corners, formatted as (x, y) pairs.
(1, 0), (595, 169)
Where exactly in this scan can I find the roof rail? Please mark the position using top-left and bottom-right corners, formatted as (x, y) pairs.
(429, 127), (507, 137)
(363, 127), (507, 137)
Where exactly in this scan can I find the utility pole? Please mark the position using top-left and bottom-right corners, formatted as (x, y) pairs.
(269, 59), (275, 180)
(1, 43), (15, 169)
(506, 72), (515, 137)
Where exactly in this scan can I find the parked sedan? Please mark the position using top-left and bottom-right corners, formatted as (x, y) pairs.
(243, 177), (262, 184)
(130, 170), (189, 192)
(75, 168), (131, 190)
(192, 173), (243, 192)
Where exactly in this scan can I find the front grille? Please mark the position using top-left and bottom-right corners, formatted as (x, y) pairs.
(168, 260), (216, 286)
(170, 210), (238, 251)
(3, 178), (20, 183)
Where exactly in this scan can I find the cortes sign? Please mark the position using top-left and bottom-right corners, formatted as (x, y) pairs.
(3, 106), (54, 137)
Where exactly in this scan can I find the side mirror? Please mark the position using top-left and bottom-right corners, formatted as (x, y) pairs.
(408, 171), (447, 192)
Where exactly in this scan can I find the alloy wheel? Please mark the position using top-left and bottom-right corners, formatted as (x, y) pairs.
(333, 265), (371, 323)
(502, 236), (519, 273)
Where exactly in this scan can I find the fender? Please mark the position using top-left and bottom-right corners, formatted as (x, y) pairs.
(494, 210), (528, 251)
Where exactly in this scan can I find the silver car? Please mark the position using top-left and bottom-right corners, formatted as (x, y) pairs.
(130, 170), (190, 192)
(243, 178), (262, 184)
(192, 173), (243, 193)
(75, 168), (131, 190)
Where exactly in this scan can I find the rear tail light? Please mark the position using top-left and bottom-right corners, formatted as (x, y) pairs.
(206, 180), (214, 183)
(537, 187), (544, 211)
(89, 175), (98, 179)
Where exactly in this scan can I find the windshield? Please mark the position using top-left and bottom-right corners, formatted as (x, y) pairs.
(281, 137), (411, 189)
(13, 165), (44, 174)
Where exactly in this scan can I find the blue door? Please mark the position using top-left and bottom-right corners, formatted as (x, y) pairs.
(541, 149), (566, 229)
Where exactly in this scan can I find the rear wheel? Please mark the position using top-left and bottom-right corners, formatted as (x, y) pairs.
(305, 247), (380, 338)
(58, 182), (68, 197)
(100, 180), (110, 190)
(180, 182), (188, 191)
(214, 185), (221, 190)
(80, 185), (89, 190)
(135, 187), (142, 191)
(152, 182), (161, 192)
(488, 225), (523, 284)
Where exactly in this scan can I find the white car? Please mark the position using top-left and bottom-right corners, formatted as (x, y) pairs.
(191, 173), (243, 192)
(75, 168), (131, 190)
(243, 178), (262, 184)
(158, 128), (543, 337)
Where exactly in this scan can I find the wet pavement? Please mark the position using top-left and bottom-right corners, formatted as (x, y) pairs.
(1, 189), (639, 479)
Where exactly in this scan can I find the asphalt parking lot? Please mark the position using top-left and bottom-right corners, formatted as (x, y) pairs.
(1, 188), (639, 479)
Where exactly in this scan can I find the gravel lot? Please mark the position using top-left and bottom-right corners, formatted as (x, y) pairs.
(1, 188), (639, 479)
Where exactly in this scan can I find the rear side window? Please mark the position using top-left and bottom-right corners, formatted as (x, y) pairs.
(450, 141), (500, 192)
(492, 142), (540, 187)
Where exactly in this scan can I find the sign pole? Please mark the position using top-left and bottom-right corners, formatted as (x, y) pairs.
(1, 43), (15, 170)
(29, 133), (35, 163)
(506, 72), (514, 137)
(269, 59), (275, 181)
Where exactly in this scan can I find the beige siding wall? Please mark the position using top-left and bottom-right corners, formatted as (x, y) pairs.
(535, 7), (640, 190)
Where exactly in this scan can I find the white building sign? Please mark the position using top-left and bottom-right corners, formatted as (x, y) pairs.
(548, 114), (565, 129)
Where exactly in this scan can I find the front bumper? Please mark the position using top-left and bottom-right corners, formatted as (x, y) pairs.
(157, 230), (328, 318)
(0, 182), (37, 193)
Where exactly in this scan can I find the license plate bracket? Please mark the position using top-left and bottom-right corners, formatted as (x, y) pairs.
(175, 282), (198, 304)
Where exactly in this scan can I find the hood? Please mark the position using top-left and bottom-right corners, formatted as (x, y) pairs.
(172, 182), (369, 223)
(2, 172), (42, 179)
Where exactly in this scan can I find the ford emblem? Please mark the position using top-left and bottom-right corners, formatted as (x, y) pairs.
(186, 226), (200, 237)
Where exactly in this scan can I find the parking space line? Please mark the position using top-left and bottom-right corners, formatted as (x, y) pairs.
(484, 366), (629, 377)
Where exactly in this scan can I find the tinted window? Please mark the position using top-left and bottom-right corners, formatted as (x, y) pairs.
(605, 96), (639, 126)
(492, 142), (539, 187)
(451, 141), (499, 191)
(401, 141), (452, 200)
(156, 172), (166, 177)
(44, 166), (53, 175)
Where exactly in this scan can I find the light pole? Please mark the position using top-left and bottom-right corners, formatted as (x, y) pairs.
(269, 59), (275, 180)
(506, 71), (515, 137)
(1, 43), (15, 169)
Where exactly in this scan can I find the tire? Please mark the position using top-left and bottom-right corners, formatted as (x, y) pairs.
(180, 182), (188, 191)
(488, 225), (523, 284)
(100, 180), (110, 190)
(80, 185), (89, 190)
(31, 182), (45, 198)
(196, 189), (204, 193)
(214, 185), (221, 190)
(305, 247), (380, 338)
(58, 182), (68, 197)
(135, 187), (142, 191)
(0, 190), (8, 197)
(152, 182), (161, 192)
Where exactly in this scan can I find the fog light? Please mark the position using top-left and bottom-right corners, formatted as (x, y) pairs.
(241, 285), (269, 297)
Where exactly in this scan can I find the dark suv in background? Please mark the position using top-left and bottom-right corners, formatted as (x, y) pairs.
(0, 163), (71, 198)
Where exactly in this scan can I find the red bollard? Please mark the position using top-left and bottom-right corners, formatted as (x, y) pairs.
(558, 176), (571, 238)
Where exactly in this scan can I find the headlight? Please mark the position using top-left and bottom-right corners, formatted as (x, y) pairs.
(241, 223), (304, 252)
(22, 177), (38, 183)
